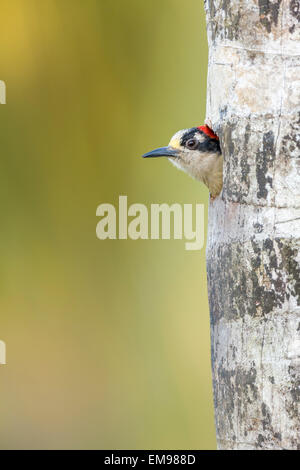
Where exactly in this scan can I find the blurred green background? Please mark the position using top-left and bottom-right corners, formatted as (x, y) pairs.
(0, 0), (215, 449)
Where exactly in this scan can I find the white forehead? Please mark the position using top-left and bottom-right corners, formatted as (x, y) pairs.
(168, 129), (189, 149)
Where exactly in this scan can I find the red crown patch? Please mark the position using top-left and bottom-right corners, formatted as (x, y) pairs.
(198, 125), (219, 140)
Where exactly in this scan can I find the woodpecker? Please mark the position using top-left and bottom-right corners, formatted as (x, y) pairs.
(142, 125), (222, 199)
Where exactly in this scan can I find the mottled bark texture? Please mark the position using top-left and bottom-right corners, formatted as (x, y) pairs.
(205, 0), (300, 450)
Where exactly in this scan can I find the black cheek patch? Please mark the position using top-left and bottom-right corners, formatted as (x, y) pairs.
(198, 137), (221, 154)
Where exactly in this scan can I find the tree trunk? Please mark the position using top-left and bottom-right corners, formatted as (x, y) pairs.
(205, 0), (300, 450)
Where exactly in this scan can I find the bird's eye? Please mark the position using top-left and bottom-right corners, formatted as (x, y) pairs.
(186, 138), (198, 150)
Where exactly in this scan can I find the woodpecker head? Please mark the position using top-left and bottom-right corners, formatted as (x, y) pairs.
(142, 126), (223, 198)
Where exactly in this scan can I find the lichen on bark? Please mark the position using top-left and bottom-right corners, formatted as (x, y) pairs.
(204, 0), (300, 449)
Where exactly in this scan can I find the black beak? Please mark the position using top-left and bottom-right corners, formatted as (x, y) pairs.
(142, 146), (179, 159)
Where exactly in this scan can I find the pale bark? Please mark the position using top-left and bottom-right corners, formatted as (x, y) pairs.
(205, 0), (300, 449)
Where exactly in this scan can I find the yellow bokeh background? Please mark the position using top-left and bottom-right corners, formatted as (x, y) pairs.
(0, 0), (216, 449)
